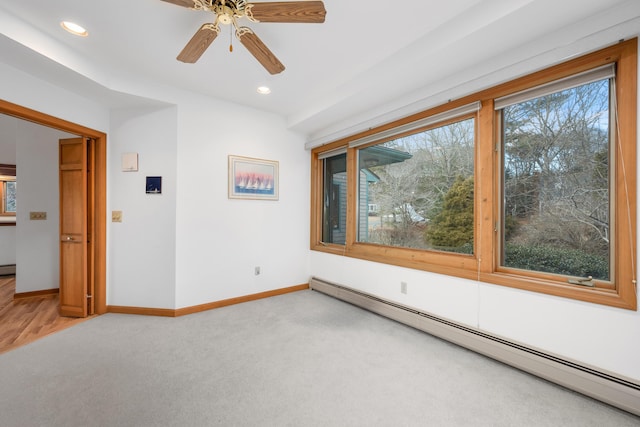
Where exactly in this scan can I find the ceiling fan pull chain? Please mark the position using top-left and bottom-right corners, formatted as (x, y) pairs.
(229, 23), (233, 52)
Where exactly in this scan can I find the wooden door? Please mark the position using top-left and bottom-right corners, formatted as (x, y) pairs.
(59, 137), (94, 317)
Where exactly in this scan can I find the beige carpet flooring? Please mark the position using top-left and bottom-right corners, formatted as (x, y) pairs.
(1, 289), (639, 426)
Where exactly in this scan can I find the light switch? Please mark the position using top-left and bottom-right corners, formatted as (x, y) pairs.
(30, 212), (46, 220)
(112, 211), (122, 222)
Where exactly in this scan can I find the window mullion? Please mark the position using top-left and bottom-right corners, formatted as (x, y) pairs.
(345, 147), (358, 249)
(478, 100), (496, 275)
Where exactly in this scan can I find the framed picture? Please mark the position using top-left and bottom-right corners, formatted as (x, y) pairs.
(146, 176), (162, 194)
(228, 155), (279, 200)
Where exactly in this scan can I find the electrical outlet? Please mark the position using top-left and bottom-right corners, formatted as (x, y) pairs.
(255, 266), (261, 275)
(401, 281), (407, 294)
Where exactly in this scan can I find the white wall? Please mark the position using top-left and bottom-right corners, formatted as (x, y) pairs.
(0, 61), (310, 310)
(174, 94), (309, 308)
(0, 62), (109, 134)
(107, 106), (178, 309)
(0, 114), (17, 161)
(309, 253), (640, 381)
(0, 114), (16, 266)
(106, 94), (309, 310)
(15, 121), (75, 293)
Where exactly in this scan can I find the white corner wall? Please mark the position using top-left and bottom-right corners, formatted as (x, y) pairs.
(107, 106), (178, 309)
(174, 95), (310, 309)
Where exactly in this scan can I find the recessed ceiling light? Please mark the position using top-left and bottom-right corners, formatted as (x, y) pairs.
(61, 21), (88, 37)
(257, 86), (271, 95)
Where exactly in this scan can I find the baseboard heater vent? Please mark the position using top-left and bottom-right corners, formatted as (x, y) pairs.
(0, 264), (16, 275)
(309, 277), (640, 416)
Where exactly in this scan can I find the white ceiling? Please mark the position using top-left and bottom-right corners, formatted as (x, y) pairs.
(1, 0), (639, 144)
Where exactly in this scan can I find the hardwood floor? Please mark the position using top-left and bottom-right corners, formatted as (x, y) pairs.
(0, 276), (91, 354)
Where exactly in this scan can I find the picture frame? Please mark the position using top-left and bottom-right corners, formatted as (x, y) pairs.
(228, 155), (279, 200)
(146, 176), (162, 194)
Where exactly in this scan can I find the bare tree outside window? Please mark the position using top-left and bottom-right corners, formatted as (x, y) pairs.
(501, 79), (611, 280)
(4, 181), (16, 213)
(358, 118), (475, 253)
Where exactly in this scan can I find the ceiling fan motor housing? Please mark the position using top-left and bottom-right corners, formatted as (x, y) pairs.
(214, 0), (247, 24)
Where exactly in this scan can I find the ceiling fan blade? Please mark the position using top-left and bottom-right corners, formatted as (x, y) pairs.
(248, 1), (326, 23)
(177, 24), (219, 63)
(237, 29), (285, 75)
(159, 0), (195, 8)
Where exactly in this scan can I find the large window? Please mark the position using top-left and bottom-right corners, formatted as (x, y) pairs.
(357, 117), (475, 254)
(311, 39), (637, 309)
(499, 67), (613, 283)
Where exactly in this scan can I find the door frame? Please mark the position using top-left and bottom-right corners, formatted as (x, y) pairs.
(0, 99), (107, 314)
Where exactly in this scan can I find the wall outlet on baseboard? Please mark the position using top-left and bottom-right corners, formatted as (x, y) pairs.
(255, 266), (261, 276)
(401, 281), (407, 294)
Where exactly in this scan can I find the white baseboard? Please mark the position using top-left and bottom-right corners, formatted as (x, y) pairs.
(309, 276), (640, 416)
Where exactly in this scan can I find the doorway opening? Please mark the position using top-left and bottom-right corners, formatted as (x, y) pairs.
(0, 99), (107, 315)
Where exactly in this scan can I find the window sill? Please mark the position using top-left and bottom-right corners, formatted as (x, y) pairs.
(482, 271), (636, 310)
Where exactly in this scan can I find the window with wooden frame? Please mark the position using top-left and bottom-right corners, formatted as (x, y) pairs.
(310, 39), (637, 310)
(0, 164), (16, 225)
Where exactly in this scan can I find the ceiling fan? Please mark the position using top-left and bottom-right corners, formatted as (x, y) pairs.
(160, 0), (326, 74)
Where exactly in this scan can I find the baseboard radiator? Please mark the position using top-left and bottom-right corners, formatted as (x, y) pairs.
(0, 264), (16, 275)
(309, 277), (640, 416)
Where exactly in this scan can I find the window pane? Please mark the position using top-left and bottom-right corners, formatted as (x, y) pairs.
(322, 153), (346, 244)
(501, 78), (611, 280)
(358, 118), (475, 253)
(4, 181), (16, 213)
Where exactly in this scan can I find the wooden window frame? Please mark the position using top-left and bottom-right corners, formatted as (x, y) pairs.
(310, 39), (637, 310)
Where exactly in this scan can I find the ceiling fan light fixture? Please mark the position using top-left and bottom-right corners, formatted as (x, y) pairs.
(257, 86), (271, 94)
(60, 21), (88, 37)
